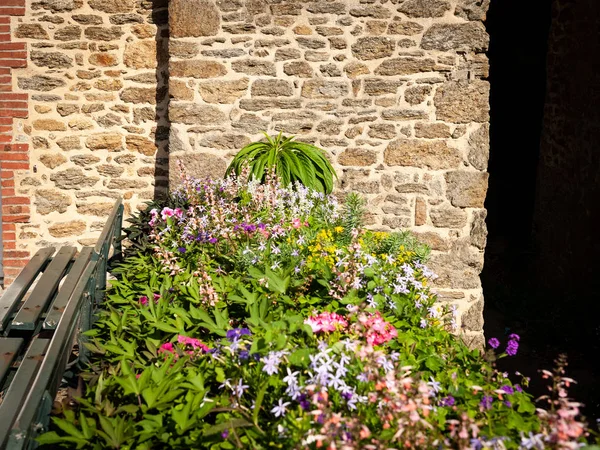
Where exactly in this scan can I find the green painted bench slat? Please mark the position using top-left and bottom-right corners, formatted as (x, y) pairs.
(7, 260), (97, 450)
(11, 247), (77, 332)
(0, 248), (55, 332)
(0, 338), (23, 386)
(0, 338), (49, 447)
(43, 247), (94, 331)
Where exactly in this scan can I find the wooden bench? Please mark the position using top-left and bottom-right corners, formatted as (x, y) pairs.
(0, 198), (124, 449)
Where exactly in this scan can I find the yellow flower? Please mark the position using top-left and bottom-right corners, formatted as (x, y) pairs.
(334, 226), (344, 233)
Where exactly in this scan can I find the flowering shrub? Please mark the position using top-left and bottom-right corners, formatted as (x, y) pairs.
(39, 171), (594, 449)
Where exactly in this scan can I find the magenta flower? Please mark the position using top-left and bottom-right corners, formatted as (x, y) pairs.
(506, 338), (519, 356)
(177, 335), (209, 353)
(139, 295), (148, 306)
(159, 342), (175, 354)
(488, 337), (500, 349)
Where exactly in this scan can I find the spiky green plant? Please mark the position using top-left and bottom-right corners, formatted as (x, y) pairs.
(225, 132), (337, 194)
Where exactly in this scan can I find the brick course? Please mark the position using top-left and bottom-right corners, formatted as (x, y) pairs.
(0, 0), (30, 285)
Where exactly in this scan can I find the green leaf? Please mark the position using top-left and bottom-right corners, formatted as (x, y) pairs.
(204, 419), (254, 437)
(52, 417), (86, 439)
(253, 381), (269, 425)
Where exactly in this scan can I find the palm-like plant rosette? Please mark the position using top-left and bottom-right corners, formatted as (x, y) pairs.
(225, 132), (337, 194)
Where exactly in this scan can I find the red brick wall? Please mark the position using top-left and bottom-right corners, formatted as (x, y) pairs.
(0, 0), (30, 285)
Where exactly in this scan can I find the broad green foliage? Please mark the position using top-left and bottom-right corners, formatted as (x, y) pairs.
(39, 174), (592, 449)
(225, 132), (337, 194)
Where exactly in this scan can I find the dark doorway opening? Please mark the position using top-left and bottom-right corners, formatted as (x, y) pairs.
(483, 0), (600, 421)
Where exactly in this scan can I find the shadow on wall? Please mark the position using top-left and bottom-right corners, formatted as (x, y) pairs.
(484, 0), (600, 420)
(153, 0), (170, 199)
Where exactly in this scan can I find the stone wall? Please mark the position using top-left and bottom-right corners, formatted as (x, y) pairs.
(167, 0), (491, 347)
(533, 0), (600, 334)
(11, 0), (168, 265)
(8, 0), (492, 345)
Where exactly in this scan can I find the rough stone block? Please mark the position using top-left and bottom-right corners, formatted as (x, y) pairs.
(169, 103), (227, 125)
(124, 41), (157, 69)
(89, 0), (135, 13)
(404, 85), (432, 105)
(351, 37), (395, 60)
(48, 220), (86, 238)
(251, 80), (294, 97)
(169, 0), (220, 37)
(232, 59), (276, 76)
(39, 153), (67, 169)
(283, 61), (313, 77)
(455, 0), (491, 21)
(387, 21), (424, 35)
(16, 24), (49, 39)
(126, 136), (157, 156)
(384, 139), (461, 169)
(198, 78), (249, 104)
(18, 76), (65, 91)
(421, 22), (489, 52)
(397, 0), (451, 18)
(382, 109), (428, 121)
(414, 122), (451, 138)
(50, 168), (100, 190)
(33, 119), (66, 131)
(434, 81), (490, 123)
(375, 57), (435, 76)
(467, 124), (490, 170)
(120, 87), (156, 104)
(170, 60), (227, 78)
(35, 189), (72, 215)
(301, 80), (349, 99)
(338, 148), (378, 166)
(444, 171), (489, 208)
(364, 79), (402, 95)
(470, 209), (488, 249)
(86, 133), (123, 151)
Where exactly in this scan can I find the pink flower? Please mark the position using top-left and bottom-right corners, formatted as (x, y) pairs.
(174, 208), (184, 218)
(291, 218), (302, 229)
(159, 342), (175, 354)
(139, 295), (148, 306)
(153, 293), (161, 303)
(305, 312), (348, 333)
(357, 312), (397, 346)
(161, 207), (175, 221)
(177, 335), (209, 353)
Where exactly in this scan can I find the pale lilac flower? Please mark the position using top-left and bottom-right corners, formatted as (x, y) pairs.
(271, 399), (291, 417)
(520, 432), (545, 449)
(427, 377), (442, 395)
(232, 379), (249, 398)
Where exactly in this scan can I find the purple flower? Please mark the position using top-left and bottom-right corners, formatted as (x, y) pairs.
(480, 395), (493, 410)
(440, 395), (455, 407)
(488, 337), (500, 349)
(508, 333), (520, 342)
(298, 394), (310, 411)
(221, 430), (229, 439)
(504, 400), (512, 408)
(501, 385), (514, 395)
(514, 384), (523, 393)
(239, 350), (249, 361)
(177, 246), (186, 253)
(226, 327), (251, 341)
(506, 339), (519, 356)
(209, 237), (218, 244)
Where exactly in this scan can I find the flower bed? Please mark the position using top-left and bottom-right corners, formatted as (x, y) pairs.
(40, 172), (593, 449)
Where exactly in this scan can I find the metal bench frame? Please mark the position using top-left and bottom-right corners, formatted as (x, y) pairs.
(0, 198), (123, 449)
